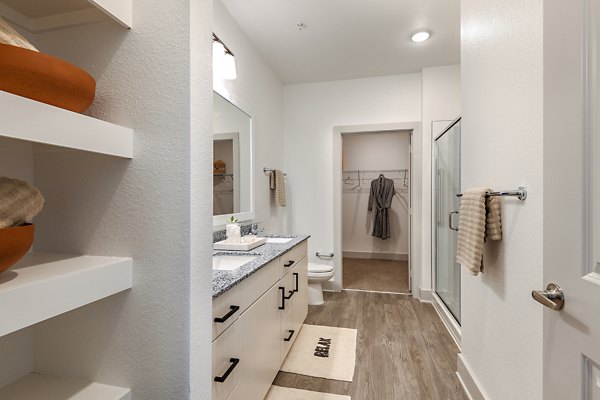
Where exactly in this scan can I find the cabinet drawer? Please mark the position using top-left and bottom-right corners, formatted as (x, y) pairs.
(279, 240), (307, 278)
(243, 259), (279, 313)
(213, 260), (278, 341)
(224, 383), (242, 400)
(213, 283), (245, 341)
(212, 319), (243, 400)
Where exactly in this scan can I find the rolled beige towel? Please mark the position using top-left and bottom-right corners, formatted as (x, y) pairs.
(485, 195), (502, 240)
(0, 16), (38, 51)
(0, 177), (44, 229)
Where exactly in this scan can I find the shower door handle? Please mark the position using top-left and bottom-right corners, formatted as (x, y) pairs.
(449, 210), (459, 231)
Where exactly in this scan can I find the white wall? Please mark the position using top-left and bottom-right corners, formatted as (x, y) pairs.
(342, 132), (410, 258)
(0, 138), (35, 386)
(283, 74), (422, 291)
(214, 0), (285, 233)
(422, 65), (461, 294)
(460, 1), (543, 399)
(0, 1), (215, 399)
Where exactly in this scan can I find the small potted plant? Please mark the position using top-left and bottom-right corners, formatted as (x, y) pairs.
(225, 215), (241, 243)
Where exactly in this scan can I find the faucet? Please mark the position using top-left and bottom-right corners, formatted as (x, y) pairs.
(249, 223), (265, 236)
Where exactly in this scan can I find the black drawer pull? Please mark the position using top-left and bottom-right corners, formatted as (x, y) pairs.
(214, 305), (240, 323)
(284, 289), (294, 300)
(284, 330), (295, 342)
(214, 358), (240, 383)
(293, 272), (299, 292)
(284, 260), (295, 267)
(279, 287), (286, 310)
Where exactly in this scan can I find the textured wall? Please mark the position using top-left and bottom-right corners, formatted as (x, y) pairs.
(460, 0), (543, 398)
(191, 0), (215, 397)
(0, 0), (215, 398)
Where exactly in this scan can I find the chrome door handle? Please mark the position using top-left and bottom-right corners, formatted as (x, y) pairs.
(531, 283), (565, 310)
(449, 210), (459, 231)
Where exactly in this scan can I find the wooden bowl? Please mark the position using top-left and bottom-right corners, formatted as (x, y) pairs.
(0, 44), (96, 113)
(0, 224), (34, 274)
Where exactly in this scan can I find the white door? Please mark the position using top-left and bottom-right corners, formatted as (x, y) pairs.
(542, 0), (600, 398)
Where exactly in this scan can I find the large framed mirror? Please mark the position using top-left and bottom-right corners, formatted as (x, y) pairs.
(213, 91), (255, 226)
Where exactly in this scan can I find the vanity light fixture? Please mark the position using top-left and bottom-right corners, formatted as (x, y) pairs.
(213, 33), (237, 80)
(411, 30), (431, 43)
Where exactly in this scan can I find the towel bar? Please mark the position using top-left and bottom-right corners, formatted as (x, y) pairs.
(456, 187), (527, 201)
(263, 167), (286, 176)
(316, 252), (334, 258)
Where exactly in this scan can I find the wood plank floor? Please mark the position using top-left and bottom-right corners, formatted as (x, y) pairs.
(343, 258), (409, 293)
(273, 291), (467, 400)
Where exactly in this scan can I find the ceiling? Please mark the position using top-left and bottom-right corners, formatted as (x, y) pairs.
(220, 0), (460, 84)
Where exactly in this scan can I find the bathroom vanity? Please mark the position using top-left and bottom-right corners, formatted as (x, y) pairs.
(212, 236), (309, 400)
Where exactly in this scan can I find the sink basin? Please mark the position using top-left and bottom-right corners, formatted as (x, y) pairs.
(263, 237), (293, 244)
(212, 255), (257, 271)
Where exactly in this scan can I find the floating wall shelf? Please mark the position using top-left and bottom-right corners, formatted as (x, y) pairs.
(0, 0), (132, 32)
(0, 252), (132, 338)
(0, 91), (133, 158)
(0, 373), (131, 400)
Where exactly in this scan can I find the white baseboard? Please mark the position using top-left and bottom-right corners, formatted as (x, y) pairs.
(457, 353), (489, 400)
(418, 287), (433, 301)
(342, 251), (408, 261)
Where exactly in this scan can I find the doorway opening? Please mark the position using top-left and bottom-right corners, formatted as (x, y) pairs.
(340, 130), (412, 294)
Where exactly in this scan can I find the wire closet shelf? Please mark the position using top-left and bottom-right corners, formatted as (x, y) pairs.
(342, 168), (409, 193)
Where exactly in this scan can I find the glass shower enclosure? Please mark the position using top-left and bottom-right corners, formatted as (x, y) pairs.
(433, 118), (461, 325)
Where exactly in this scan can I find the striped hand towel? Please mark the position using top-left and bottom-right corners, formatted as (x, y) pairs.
(456, 187), (502, 275)
(274, 170), (286, 207)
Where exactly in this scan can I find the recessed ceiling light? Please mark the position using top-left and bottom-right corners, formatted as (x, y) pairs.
(411, 31), (431, 43)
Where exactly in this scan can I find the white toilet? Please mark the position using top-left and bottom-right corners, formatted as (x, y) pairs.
(307, 262), (335, 305)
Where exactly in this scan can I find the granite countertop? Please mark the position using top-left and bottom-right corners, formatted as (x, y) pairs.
(212, 234), (310, 299)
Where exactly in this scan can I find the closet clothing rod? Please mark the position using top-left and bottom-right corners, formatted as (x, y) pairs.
(342, 169), (408, 173)
(456, 187), (527, 201)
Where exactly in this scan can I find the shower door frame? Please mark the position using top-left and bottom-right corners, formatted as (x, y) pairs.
(431, 117), (462, 345)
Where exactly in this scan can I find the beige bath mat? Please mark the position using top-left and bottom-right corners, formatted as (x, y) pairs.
(265, 386), (350, 400)
(280, 324), (357, 382)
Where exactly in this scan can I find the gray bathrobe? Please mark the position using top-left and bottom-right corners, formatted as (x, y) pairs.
(368, 175), (395, 239)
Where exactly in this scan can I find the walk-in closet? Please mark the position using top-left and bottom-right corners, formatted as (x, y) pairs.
(341, 131), (411, 293)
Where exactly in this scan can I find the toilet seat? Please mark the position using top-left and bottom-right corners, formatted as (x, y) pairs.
(308, 263), (334, 274)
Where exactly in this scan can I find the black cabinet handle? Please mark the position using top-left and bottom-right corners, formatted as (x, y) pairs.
(214, 358), (240, 383)
(284, 260), (295, 267)
(293, 272), (299, 292)
(214, 305), (240, 323)
(284, 330), (295, 342)
(284, 289), (294, 300)
(279, 287), (286, 310)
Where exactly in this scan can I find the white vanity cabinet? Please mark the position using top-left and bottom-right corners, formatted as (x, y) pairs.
(212, 240), (308, 400)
